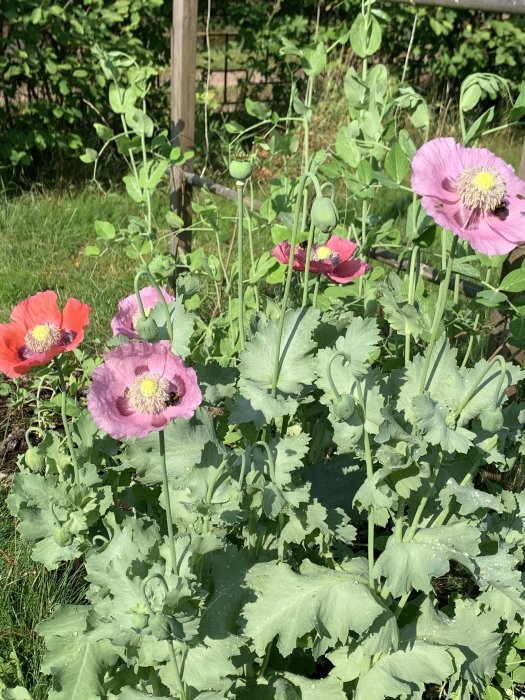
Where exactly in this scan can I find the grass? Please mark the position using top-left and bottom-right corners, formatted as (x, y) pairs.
(0, 188), (138, 344)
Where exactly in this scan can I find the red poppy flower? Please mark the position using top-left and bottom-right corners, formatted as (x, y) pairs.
(272, 235), (370, 284)
(0, 291), (91, 378)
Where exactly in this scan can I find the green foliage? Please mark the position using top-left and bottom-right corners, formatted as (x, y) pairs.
(0, 0), (169, 173)
(4, 2), (525, 699)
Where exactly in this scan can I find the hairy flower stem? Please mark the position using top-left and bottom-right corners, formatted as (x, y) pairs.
(405, 245), (420, 366)
(142, 575), (186, 699)
(159, 430), (178, 577)
(404, 451), (443, 542)
(354, 379), (375, 589)
(461, 268), (492, 368)
(455, 355), (507, 418)
(236, 181), (246, 350)
(418, 235), (458, 394)
(167, 642), (187, 699)
(302, 220), (316, 308)
(395, 497), (406, 543)
(271, 172), (322, 398)
(248, 180), (260, 312)
(254, 440), (276, 481)
(54, 356), (79, 483)
(133, 268), (174, 342)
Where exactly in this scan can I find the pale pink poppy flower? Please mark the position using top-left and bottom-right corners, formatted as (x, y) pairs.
(271, 235), (369, 283)
(411, 137), (525, 255)
(111, 287), (174, 339)
(87, 340), (201, 440)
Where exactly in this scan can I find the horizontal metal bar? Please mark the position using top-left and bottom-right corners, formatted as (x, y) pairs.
(182, 170), (483, 298)
(381, 0), (525, 14)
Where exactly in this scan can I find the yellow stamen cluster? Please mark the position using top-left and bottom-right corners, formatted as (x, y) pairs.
(127, 372), (170, 414)
(457, 167), (506, 211)
(311, 245), (340, 265)
(25, 323), (62, 353)
(316, 246), (332, 260)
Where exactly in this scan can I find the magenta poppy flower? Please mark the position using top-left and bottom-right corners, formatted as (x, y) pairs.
(411, 137), (525, 255)
(111, 287), (175, 339)
(87, 340), (202, 440)
(271, 235), (370, 283)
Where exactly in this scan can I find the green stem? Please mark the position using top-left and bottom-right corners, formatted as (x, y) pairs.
(395, 497), (405, 543)
(140, 129), (153, 243)
(247, 181), (260, 312)
(159, 430), (178, 576)
(236, 181), (246, 350)
(302, 219), (316, 308)
(271, 171), (322, 398)
(167, 642), (187, 700)
(142, 574), (186, 699)
(354, 379), (375, 589)
(259, 640), (273, 677)
(405, 245), (420, 366)
(327, 351), (345, 400)
(430, 457), (480, 528)
(404, 452), (443, 542)
(254, 440), (276, 481)
(312, 278), (320, 308)
(54, 356), (79, 483)
(418, 235), (458, 393)
(454, 355), (506, 423)
(461, 269), (491, 368)
(238, 450), (248, 490)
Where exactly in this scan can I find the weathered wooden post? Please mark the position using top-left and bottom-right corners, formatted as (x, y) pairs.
(383, 0), (525, 12)
(169, 0), (198, 258)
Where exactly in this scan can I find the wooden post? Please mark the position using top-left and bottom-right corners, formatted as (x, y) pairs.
(169, 0), (198, 258)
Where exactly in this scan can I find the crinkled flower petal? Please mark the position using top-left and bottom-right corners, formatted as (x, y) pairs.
(111, 287), (175, 339)
(411, 137), (525, 255)
(325, 236), (359, 262)
(10, 291), (61, 329)
(87, 340), (202, 440)
(326, 259), (370, 284)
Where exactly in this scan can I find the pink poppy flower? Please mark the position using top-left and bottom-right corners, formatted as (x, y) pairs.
(111, 287), (175, 339)
(411, 137), (525, 255)
(0, 291), (90, 378)
(87, 340), (202, 440)
(271, 235), (370, 283)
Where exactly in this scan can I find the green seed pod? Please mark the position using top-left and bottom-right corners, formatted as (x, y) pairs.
(148, 614), (171, 640)
(136, 316), (159, 342)
(311, 196), (338, 233)
(25, 447), (44, 471)
(333, 394), (356, 421)
(131, 612), (149, 630)
(229, 158), (253, 181)
(480, 407), (504, 433)
(53, 526), (73, 547)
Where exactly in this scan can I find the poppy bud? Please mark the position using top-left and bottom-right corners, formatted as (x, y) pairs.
(149, 614), (171, 640)
(311, 197), (338, 233)
(25, 447), (44, 471)
(132, 612), (149, 630)
(480, 407), (504, 433)
(136, 317), (159, 342)
(333, 394), (356, 421)
(53, 526), (73, 547)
